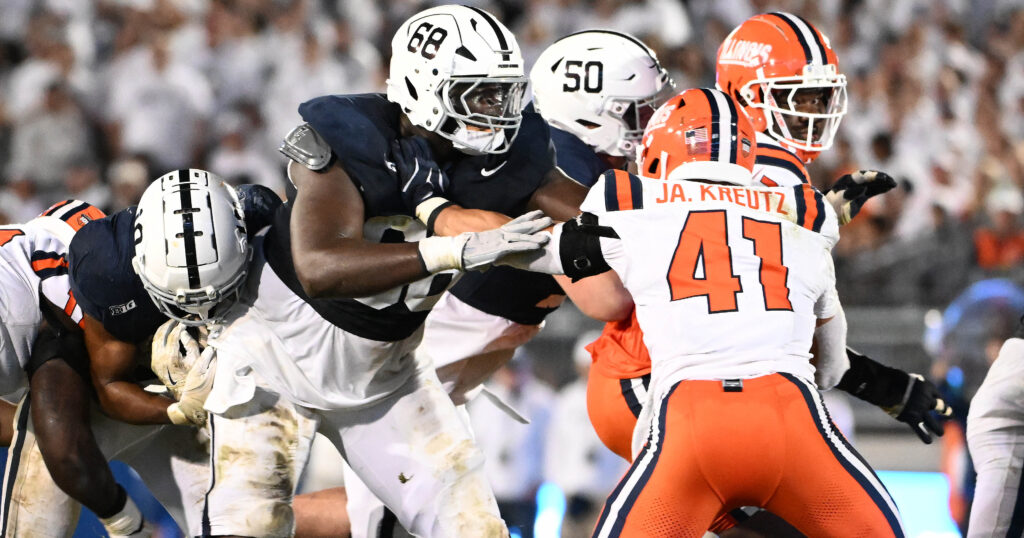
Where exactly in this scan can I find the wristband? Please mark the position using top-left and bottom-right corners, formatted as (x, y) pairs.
(167, 402), (191, 425)
(417, 235), (466, 273)
(415, 197), (452, 227)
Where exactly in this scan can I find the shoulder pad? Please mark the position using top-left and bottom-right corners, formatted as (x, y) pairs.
(279, 123), (333, 171)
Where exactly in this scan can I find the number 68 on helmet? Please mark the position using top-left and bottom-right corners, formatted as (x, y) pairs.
(386, 5), (527, 155)
(132, 169), (252, 326)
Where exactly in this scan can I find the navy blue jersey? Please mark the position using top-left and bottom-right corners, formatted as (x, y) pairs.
(68, 208), (166, 343)
(264, 93), (557, 340)
(236, 183), (283, 235)
(448, 122), (605, 324)
(68, 185), (281, 343)
(549, 125), (607, 188)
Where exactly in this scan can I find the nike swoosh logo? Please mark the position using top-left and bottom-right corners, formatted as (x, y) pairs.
(165, 367), (178, 386)
(480, 161), (507, 177)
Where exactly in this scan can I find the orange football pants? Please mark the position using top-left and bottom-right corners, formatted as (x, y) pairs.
(591, 373), (904, 538)
(587, 366), (647, 461)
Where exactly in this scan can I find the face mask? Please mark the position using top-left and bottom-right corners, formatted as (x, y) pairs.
(450, 126), (507, 155)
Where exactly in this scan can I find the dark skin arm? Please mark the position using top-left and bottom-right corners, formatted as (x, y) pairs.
(432, 167), (588, 235)
(527, 167), (589, 221)
(0, 399), (13, 446)
(30, 306), (124, 517)
(85, 314), (175, 425)
(32, 357), (124, 517)
(288, 160), (430, 298)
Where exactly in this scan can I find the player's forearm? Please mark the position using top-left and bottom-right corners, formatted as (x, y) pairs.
(293, 239), (430, 298)
(556, 273), (633, 321)
(94, 381), (175, 425)
(430, 204), (510, 236)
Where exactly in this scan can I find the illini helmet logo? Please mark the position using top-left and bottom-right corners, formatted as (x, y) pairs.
(718, 38), (773, 68)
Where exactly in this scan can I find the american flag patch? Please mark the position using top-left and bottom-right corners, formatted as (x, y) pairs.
(741, 136), (752, 157)
(685, 127), (710, 155)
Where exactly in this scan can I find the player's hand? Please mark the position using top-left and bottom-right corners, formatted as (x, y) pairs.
(166, 329), (216, 427)
(825, 170), (897, 225)
(460, 210), (552, 271)
(391, 136), (450, 211)
(151, 320), (188, 396)
(883, 373), (953, 444)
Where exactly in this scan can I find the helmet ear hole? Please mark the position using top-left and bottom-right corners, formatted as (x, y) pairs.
(405, 77), (418, 101)
(646, 157), (660, 175)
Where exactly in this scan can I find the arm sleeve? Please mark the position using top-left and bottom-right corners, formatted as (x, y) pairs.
(813, 302), (849, 390)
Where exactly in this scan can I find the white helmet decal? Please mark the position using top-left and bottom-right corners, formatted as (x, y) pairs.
(132, 169), (251, 326)
(386, 5), (527, 155)
(530, 30), (675, 157)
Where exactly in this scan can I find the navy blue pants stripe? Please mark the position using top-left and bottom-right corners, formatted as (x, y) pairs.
(594, 384), (677, 537)
(202, 414), (217, 537)
(619, 379), (643, 419)
(779, 373), (904, 536)
(1, 398), (31, 536)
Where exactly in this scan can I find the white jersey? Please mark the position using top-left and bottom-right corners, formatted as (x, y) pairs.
(0, 216), (84, 397)
(580, 170), (839, 398)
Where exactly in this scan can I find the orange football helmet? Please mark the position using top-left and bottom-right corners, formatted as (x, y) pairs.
(716, 12), (847, 162)
(637, 88), (757, 186)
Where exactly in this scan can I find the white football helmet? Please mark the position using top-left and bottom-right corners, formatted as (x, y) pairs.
(530, 30), (675, 157)
(132, 169), (251, 326)
(386, 5), (527, 155)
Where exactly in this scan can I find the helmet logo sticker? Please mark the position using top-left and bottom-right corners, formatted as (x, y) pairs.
(685, 127), (710, 155)
(718, 39), (773, 68)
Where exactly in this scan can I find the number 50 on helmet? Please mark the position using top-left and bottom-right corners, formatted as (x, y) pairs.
(132, 169), (251, 326)
(387, 5), (527, 155)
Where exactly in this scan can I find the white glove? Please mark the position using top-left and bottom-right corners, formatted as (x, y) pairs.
(150, 320), (187, 396)
(166, 329), (217, 427)
(418, 210), (552, 272)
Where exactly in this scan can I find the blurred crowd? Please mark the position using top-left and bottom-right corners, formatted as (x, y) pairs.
(0, 0), (1022, 307)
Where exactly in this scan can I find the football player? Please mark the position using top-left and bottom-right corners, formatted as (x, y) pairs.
(585, 12), (949, 471)
(339, 29), (671, 538)
(197, 5), (557, 537)
(500, 87), (906, 536)
(965, 318), (1024, 535)
(0, 199), (161, 537)
(1, 174), (280, 537)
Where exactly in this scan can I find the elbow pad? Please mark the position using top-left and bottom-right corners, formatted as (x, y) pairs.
(560, 213), (618, 282)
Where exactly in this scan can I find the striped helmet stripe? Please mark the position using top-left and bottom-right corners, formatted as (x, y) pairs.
(465, 6), (510, 52)
(769, 12), (819, 65)
(791, 13), (830, 62)
(177, 169), (202, 288)
(700, 88), (735, 165)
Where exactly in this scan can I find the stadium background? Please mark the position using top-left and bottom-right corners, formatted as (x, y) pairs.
(0, 0), (1022, 536)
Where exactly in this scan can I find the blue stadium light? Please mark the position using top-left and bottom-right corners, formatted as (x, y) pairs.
(534, 481), (567, 538)
(876, 470), (960, 537)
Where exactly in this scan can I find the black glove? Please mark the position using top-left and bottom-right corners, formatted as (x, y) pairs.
(835, 348), (953, 444)
(391, 137), (450, 213)
(825, 170), (897, 225)
(884, 373), (953, 444)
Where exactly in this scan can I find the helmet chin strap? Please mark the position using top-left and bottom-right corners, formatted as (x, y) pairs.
(450, 125), (506, 155)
